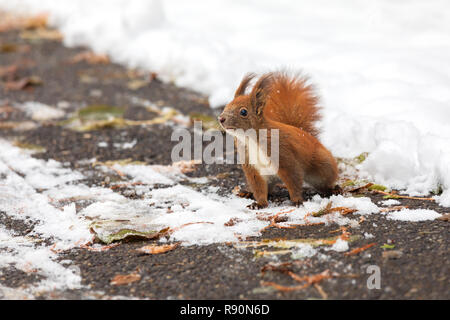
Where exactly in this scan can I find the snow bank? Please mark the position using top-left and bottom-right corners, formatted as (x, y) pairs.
(386, 209), (442, 222)
(1, 0), (448, 204)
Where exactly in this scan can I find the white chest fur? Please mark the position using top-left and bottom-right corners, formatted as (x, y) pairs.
(227, 129), (278, 176)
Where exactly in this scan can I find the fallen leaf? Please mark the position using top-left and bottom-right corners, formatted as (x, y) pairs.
(3, 76), (42, 91)
(110, 273), (141, 286)
(0, 43), (30, 53)
(0, 65), (18, 79)
(224, 217), (242, 227)
(261, 270), (333, 292)
(127, 79), (149, 90)
(136, 243), (179, 255)
(0, 121), (37, 131)
(382, 250), (403, 260)
(90, 220), (170, 245)
(380, 206), (408, 213)
(23, 14), (49, 30)
(69, 51), (110, 64)
(13, 141), (46, 153)
(80, 242), (120, 252)
(0, 13), (48, 32)
(20, 28), (63, 41)
(380, 243), (395, 249)
(189, 112), (221, 131)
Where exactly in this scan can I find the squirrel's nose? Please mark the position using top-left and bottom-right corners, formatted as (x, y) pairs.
(218, 116), (226, 124)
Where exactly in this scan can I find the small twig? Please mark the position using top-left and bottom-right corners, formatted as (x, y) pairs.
(372, 190), (435, 201)
(344, 242), (376, 256)
(259, 208), (295, 232)
(348, 183), (373, 193)
(380, 205), (408, 212)
(80, 242), (120, 252)
(314, 283), (328, 299)
(110, 181), (144, 190)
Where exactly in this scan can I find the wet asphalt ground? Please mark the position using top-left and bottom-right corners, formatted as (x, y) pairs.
(0, 22), (448, 300)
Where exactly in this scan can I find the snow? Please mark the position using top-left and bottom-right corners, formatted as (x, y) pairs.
(291, 244), (317, 259)
(329, 239), (349, 253)
(1, 0), (448, 204)
(0, 135), (444, 293)
(380, 199), (401, 206)
(386, 209), (442, 222)
(0, 227), (83, 294)
(17, 101), (65, 121)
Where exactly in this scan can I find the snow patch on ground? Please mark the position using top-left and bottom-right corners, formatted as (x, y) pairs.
(0, 227), (83, 294)
(386, 209), (442, 222)
(329, 239), (349, 253)
(379, 199), (401, 206)
(17, 101), (65, 121)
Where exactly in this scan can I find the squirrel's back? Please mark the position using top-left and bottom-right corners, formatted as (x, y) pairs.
(264, 72), (321, 138)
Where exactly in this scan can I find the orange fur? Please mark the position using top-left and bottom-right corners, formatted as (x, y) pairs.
(264, 72), (321, 137)
(219, 71), (338, 208)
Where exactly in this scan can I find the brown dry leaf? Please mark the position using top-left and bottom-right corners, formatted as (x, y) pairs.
(0, 13), (48, 32)
(136, 243), (179, 255)
(23, 14), (49, 30)
(380, 205), (409, 212)
(288, 269), (332, 286)
(69, 50), (110, 65)
(261, 262), (293, 275)
(224, 217), (243, 227)
(0, 43), (30, 53)
(80, 242), (120, 252)
(0, 105), (14, 114)
(127, 79), (149, 90)
(261, 270), (333, 292)
(437, 214), (450, 222)
(0, 121), (37, 131)
(110, 273), (141, 286)
(3, 76), (42, 90)
(330, 206), (358, 216)
(172, 159), (201, 173)
(0, 65), (18, 80)
(20, 28), (63, 41)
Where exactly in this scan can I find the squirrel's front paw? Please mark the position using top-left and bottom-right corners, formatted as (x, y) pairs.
(238, 189), (253, 199)
(291, 199), (303, 207)
(247, 201), (268, 210)
(332, 185), (343, 195)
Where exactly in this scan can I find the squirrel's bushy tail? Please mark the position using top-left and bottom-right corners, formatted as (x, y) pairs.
(264, 72), (322, 137)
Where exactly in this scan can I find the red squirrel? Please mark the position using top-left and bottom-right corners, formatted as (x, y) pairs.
(219, 71), (338, 208)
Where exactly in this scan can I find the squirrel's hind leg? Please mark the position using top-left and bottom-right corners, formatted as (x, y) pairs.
(277, 167), (304, 206)
(305, 161), (338, 197)
(242, 164), (268, 209)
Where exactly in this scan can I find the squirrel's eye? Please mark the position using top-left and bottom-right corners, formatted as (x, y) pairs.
(240, 108), (248, 117)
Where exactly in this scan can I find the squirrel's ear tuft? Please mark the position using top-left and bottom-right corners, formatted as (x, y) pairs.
(234, 73), (255, 97)
(250, 73), (273, 115)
